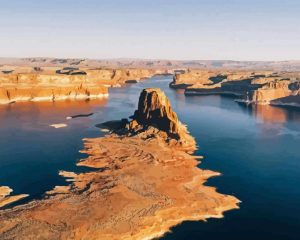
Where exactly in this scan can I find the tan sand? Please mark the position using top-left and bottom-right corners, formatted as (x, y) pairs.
(0, 186), (28, 208)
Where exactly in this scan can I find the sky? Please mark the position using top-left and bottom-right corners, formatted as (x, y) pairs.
(0, 0), (299, 61)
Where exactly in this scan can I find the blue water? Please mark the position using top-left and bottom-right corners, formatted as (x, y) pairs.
(0, 76), (300, 239)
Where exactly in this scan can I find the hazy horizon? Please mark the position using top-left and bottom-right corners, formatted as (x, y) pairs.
(1, 0), (299, 61)
(1, 56), (300, 62)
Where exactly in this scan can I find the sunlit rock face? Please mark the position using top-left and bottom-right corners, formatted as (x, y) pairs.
(129, 88), (195, 149)
(249, 80), (294, 104)
(0, 68), (157, 104)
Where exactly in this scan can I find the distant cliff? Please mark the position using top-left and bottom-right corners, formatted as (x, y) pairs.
(1, 57), (300, 71)
(249, 80), (300, 106)
(0, 68), (156, 104)
(171, 70), (300, 107)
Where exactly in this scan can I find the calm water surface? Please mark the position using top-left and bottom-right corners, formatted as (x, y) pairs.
(0, 76), (300, 239)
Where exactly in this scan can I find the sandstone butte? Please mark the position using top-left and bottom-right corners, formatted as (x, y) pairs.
(0, 88), (239, 240)
(170, 69), (300, 107)
(0, 68), (160, 104)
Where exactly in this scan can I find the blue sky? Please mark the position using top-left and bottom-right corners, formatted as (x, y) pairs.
(0, 0), (299, 60)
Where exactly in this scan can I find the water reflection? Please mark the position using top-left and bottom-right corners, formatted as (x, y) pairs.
(253, 104), (288, 123)
(0, 98), (108, 131)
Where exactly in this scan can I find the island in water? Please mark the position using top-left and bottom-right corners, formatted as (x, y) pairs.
(0, 88), (239, 239)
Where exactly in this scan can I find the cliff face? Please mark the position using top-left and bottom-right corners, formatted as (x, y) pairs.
(128, 88), (195, 149)
(86, 68), (155, 86)
(173, 70), (300, 107)
(249, 80), (300, 105)
(0, 68), (155, 104)
(250, 81), (291, 103)
(170, 70), (214, 88)
(0, 85), (108, 104)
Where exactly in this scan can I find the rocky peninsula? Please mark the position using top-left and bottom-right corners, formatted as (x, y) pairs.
(0, 88), (239, 240)
(171, 69), (300, 107)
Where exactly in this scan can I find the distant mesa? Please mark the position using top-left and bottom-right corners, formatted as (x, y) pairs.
(1, 57), (300, 70)
(0, 66), (159, 104)
(170, 70), (300, 108)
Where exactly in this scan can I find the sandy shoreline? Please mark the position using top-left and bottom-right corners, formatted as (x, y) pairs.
(0, 186), (28, 209)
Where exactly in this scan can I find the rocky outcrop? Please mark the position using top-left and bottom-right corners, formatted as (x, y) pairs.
(128, 88), (195, 149)
(249, 80), (300, 105)
(170, 70), (214, 89)
(172, 70), (300, 107)
(185, 78), (262, 97)
(173, 70), (275, 90)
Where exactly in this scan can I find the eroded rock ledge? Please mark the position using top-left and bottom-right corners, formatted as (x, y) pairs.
(0, 88), (239, 240)
(0, 68), (157, 104)
(171, 70), (300, 107)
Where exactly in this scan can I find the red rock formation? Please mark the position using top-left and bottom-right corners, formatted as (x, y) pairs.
(129, 88), (196, 149)
(0, 68), (156, 104)
(170, 70), (214, 89)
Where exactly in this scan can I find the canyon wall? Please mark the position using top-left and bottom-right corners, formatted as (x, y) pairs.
(249, 80), (300, 106)
(172, 70), (300, 107)
(0, 68), (156, 104)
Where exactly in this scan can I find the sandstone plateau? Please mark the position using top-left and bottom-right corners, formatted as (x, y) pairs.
(171, 69), (300, 107)
(0, 88), (239, 240)
(0, 67), (157, 104)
